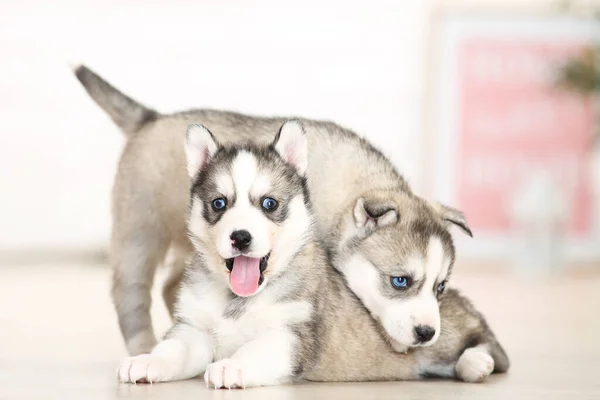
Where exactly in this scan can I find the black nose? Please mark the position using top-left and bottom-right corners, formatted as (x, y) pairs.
(230, 230), (252, 251)
(414, 325), (436, 343)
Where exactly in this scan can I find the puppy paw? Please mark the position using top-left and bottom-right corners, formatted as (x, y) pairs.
(455, 347), (494, 383)
(118, 354), (173, 384)
(204, 358), (245, 389)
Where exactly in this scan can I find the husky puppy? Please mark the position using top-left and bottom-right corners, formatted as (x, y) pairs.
(75, 66), (482, 357)
(117, 122), (508, 386)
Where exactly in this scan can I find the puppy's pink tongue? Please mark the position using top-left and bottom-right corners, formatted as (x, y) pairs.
(230, 256), (261, 296)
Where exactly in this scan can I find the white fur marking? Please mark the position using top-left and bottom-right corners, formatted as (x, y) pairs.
(216, 173), (235, 199)
(403, 256), (425, 282)
(250, 173), (271, 199)
(420, 237), (446, 297)
(231, 152), (258, 206)
(188, 201), (209, 243)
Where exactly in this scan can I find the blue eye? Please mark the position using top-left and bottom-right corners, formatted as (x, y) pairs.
(391, 276), (410, 289)
(437, 281), (446, 294)
(262, 197), (278, 211)
(212, 198), (227, 211)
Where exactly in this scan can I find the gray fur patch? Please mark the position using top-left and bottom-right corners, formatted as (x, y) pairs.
(222, 295), (250, 319)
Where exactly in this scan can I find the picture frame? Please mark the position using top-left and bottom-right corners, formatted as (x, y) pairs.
(422, 1), (600, 264)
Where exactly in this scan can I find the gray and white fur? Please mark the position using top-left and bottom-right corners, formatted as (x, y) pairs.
(74, 66), (506, 372)
(117, 123), (508, 386)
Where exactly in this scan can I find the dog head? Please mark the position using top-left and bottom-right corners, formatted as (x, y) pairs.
(335, 191), (472, 350)
(186, 120), (312, 297)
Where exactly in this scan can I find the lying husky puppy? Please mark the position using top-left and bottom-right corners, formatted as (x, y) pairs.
(117, 122), (508, 386)
(76, 66), (481, 357)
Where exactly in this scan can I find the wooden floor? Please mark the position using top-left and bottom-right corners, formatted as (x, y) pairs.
(1, 262), (599, 400)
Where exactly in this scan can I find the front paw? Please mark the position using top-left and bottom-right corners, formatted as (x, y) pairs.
(455, 347), (494, 383)
(204, 358), (245, 389)
(118, 354), (173, 384)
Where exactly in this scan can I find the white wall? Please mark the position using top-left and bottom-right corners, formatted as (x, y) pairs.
(0, 0), (427, 252)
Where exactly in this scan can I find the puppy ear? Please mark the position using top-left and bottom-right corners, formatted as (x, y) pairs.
(431, 202), (473, 237)
(354, 197), (399, 234)
(273, 120), (308, 176)
(185, 124), (218, 179)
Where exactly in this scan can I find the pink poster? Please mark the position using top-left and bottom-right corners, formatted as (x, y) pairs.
(456, 39), (594, 236)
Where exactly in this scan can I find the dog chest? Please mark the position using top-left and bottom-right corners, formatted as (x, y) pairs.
(212, 297), (313, 360)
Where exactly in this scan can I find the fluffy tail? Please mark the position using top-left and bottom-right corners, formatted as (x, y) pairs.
(73, 65), (159, 135)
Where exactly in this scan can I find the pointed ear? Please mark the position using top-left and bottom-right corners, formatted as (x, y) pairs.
(185, 124), (218, 179)
(273, 120), (308, 176)
(431, 202), (473, 237)
(353, 198), (399, 234)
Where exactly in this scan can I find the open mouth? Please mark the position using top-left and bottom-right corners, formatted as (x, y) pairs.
(225, 252), (270, 297)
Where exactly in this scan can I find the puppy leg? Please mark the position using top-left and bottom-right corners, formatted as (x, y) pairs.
(111, 224), (170, 356)
(205, 330), (296, 389)
(162, 249), (190, 318)
(455, 345), (494, 383)
(118, 323), (213, 383)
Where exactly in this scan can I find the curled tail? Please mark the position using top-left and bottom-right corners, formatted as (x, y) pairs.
(74, 65), (159, 135)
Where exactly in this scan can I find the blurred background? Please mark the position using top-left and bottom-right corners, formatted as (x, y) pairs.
(0, 0), (600, 269)
(1, 1), (599, 397)
(1, 0), (599, 273)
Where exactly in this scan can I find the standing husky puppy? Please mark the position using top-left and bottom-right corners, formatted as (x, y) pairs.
(76, 66), (475, 356)
(118, 123), (508, 386)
